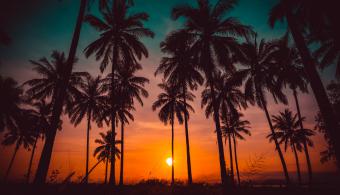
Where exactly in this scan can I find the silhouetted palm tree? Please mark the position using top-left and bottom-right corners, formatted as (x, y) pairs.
(156, 30), (204, 184)
(33, 0), (88, 183)
(68, 74), (106, 183)
(222, 112), (251, 186)
(202, 71), (246, 185)
(2, 110), (36, 182)
(94, 130), (121, 184)
(274, 34), (313, 183)
(152, 81), (194, 185)
(171, 0), (253, 185)
(268, 109), (314, 185)
(269, 0), (340, 169)
(237, 37), (290, 184)
(84, 0), (153, 184)
(0, 75), (22, 132)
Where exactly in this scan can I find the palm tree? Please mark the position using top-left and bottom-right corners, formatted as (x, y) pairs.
(274, 34), (313, 183)
(93, 130), (121, 184)
(156, 30), (204, 184)
(25, 51), (86, 183)
(268, 109), (314, 185)
(68, 74), (107, 183)
(237, 37), (291, 184)
(171, 0), (253, 185)
(0, 75), (22, 132)
(269, 0), (340, 169)
(222, 112), (251, 186)
(33, 0), (88, 183)
(202, 71), (247, 185)
(2, 110), (36, 182)
(152, 81), (194, 185)
(84, 0), (154, 185)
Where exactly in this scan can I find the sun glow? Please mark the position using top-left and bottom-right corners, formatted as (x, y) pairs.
(166, 157), (173, 166)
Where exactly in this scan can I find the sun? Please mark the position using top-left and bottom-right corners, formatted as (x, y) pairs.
(166, 157), (173, 166)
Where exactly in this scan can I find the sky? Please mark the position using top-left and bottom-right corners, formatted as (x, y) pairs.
(0, 0), (338, 184)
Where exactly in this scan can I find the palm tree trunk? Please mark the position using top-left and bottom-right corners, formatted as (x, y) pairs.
(109, 40), (118, 186)
(222, 107), (234, 186)
(85, 112), (91, 183)
(4, 142), (19, 182)
(259, 93), (290, 185)
(171, 112), (175, 185)
(81, 158), (104, 183)
(182, 84), (193, 184)
(119, 121), (124, 186)
(292, 144), (302, 185)
(208, 80), (228, 185)
(26, 134), (39, 183)
(34, 0), (87, 184)
(105, 157), (109, 184)
(233, 133), (241, 186)
(292, 88), (313, 184)
(286, 11), (340, 169)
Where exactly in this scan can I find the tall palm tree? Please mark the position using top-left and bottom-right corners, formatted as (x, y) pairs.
(268, 109), (314, 185)
(152, 81), (194, 185)
(0, 75), (22, 132)
(2, 110), (36, 182)
(33, 0), (88, 183)
(269, 0), (340, 169)
(274, 34), (313, 183)
(25, 51), (86, 183)
(171, 0), (253, 185)
(84, 0), (154, 185)
(156, 30), (204, 184)
(68, 74), (107, 183)
(237, 37), (290, 184)
(201, 71), (247, 185)
(93, 130), (121, 184)
(221, 112), (251, 186)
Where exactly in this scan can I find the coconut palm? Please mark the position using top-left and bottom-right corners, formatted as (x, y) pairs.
(268, 109), (314, 185)
(171, 0), (253, 184)
(202, 70), (246, 185)
(68, 74), (107, 183)
(152, 81), (194, 185)
(237, 37), (291, 184)
(0, 75), (23, 132)
(269, 0), (340, 169)
(2, 110), (36, 182)
(222, 112), (251, 186)
(274, 34), (313, 183)
(84, 0), (154, 184)
(93, 130), (121, 184)
(156, 30), (204, 184)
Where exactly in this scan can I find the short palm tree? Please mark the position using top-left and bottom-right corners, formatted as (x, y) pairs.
(68, 74), (107, 183)
(152, 81), (194, 185)
(84, 0), (154, 185)
(0, 75), (23, 132)
(156, 30), (204, 184)
(274, 34), (313, 183)
(93, 130), (121, 184)
(269, 0), (340, 169)
(2, 110), (36, 182)
(222, 112), (251, 186)
(268, 109), (314, 185)
(171, 0), (253, 184)
(237, 37), (291, 184)
(202, 70), (246, 185)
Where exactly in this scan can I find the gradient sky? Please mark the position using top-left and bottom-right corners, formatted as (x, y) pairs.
(0, 0), (338, 183)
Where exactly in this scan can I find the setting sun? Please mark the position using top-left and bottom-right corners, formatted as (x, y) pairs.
(166, 157), (173, 166)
